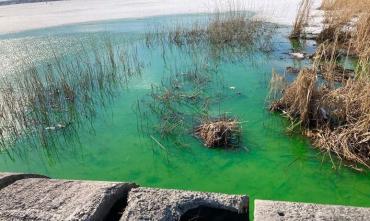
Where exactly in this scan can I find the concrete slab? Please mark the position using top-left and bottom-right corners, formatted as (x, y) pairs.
(254, 199), (370, 221)
(121, 187), (249, 221)
(0, 178), (136, 221)
(0, 172), (48, 189)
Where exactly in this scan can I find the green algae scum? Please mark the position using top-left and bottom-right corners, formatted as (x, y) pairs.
(0, 13), (369, 219)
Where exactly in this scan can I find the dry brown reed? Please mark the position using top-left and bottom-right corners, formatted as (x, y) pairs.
(351, 13), (370, 79)
(270, 69), (317, 126)
(195, 116), (241, 148)
(312, 33), (354, 83)
(267, 69), (286, 101)
(269, 68), (370, 170)
(318, 0), (370, 46)
(312, 79), (370, 169)
(271, 0), (370, 170)
(320, 0), (369, 12)
(290, 0), (313, 39)
(312, 0), (370, 81)
(145, 9), (275, 56)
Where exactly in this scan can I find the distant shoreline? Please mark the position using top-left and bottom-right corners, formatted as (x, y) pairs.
(0, 0), (321, 35)
(0, 0), (61, 6)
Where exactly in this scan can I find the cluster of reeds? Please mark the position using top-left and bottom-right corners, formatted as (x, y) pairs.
(270, 69), (317, 125)
(290, 0), (313, 39)
(207, 12), (275, 51)
(145, 10), (276, 60)
(0, 39), (143, 152)
(269, 68), (370, 170)
(312, 79), (370, 169)
(270, 0), (370, 170)
(317, 0), (370, 52)
(312, 35), (354, 83)
(267, 70), (287, 101)
(315, 0), (370, 80)
(194, 116), (241, 148)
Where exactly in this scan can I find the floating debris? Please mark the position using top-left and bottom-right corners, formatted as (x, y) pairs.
(289, 52), (305, 59)
(45, 123), (68, 131)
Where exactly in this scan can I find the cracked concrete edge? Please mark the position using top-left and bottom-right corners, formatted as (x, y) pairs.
(0, 176), (139, 221)
(77, 181), (139, 221)
(121, 187), (249, 221)
(254, 199), (370, 221)
(0, 172), (49, 189)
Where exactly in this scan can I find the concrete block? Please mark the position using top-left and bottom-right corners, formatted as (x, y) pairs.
(254, 199), (370, 221)
(0, 178), (136, 221)
(121, 187), (249, 221)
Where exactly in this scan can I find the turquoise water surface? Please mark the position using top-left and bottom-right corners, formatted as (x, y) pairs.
(0, 13), (369, 218)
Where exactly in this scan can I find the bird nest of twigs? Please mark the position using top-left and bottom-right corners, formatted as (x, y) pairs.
(194, 116), (242, 148)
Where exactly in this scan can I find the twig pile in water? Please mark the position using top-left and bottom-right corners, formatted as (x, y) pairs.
(195, 117), (241, 148)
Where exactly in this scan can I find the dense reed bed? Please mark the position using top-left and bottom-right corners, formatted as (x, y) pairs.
(270, 0), (370, 170)
(270, 69), (370, 170)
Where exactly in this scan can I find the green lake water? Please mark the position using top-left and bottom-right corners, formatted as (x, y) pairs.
(0, 13), (369, 219)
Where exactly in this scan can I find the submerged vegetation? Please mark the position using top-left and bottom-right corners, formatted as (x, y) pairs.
(138, 8), (277, 150)
(0, 2), (278, 156)
(2, 0), (368, 174)
(270, 0), (370, 170)
(137, 54), (223, 149)
(0, 38), (143, 154)
(1, 1), (370, 210)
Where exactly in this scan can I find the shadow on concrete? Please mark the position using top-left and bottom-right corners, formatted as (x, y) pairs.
(180, 206), (249, 221)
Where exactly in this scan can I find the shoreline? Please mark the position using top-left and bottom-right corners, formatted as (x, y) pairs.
(0, 0), (321, 35)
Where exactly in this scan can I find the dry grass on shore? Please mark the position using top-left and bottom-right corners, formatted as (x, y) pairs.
(270, 69), (370, 170)
(269, 0), (370, 170)
(318, 0), (370, 54)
